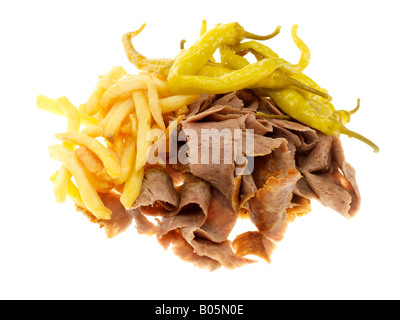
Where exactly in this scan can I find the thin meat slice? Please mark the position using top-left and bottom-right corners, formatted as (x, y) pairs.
(132, 166), (180, 215)
(298, 133), (361, 218)
(197, 187), (238, 242)
(303, 171), (352, 217)
(186, 94), (217, 116)
(160, 229), (222, 271)
(331, 136), (361, 217)
(157, 176), (211, 238)
(180, 227), (254, 270)
(270, 119), (319, 152)
(129, 209), (158, 236)
(211, 91), (244, 109)
(249, 169), (301, 242)
(257, 96), (284, 115)
(232, 231), (277, 263)
(294, 176), (318, 200)
(285, 194), (312, 222)
(185, 105), (226, 123)
(299, 133), (333, 172)
(158, 186), (244, 270)
(78, 191), (133, 239)
(183, 118), (240, 206)
(239, 174), (258, 209)
(243, 113), (273, 135)
(242, 131), (285, 157)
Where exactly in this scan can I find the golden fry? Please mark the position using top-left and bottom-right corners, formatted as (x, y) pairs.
(111, 133), (125, 159)
(175, 106), (189, 117)
(86, 66), (127, 116)
(114, 135), (136, 185)
(55, 97), (81, 132)
(147, 76), (166, 130)
(50, 171), (85, 209)
(120, 166), (144, 209)
(132, 90), (152, 171)
(129, 114), (138, 139)
(53, 166), (72, 203)
(75, 146), (103, 173)
(86, 170), (114, 193)
(101, 75), (171, 112)
(159, 95), (200, 113)
(48, 145), (111, 220)
(101, 66), (127, 89)
(49, 96), (81, 202)
(74, 146), (114, 184)
(81, 125), (103, 138)
(54, 132), (121, 179)
(36, 95), (97, 127)
(103, 97), (135, 142)
(120, 119), (132, 134)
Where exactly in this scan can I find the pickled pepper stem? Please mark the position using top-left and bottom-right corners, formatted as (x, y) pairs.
(180, 39), (186, 50)
(350, 98), (361, 115)
(256, 112), (291, 120)
(245, 26), (282, 40)
(286, 77), (332, 101)
(339, 125), (380, 153)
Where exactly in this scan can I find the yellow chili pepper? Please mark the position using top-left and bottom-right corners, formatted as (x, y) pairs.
(291, 73), (360, 125)
(169, 22), (246, 78)
(169, 57), (290, 94)
(264, 88), (379, 152)
(168, 23), (313, 94)
(219, 45), (331, 100)
(122, 24), (174, 77)
(232, 25), (310, 75)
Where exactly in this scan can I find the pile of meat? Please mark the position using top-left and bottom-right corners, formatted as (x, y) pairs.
(79, 90), (361, 271)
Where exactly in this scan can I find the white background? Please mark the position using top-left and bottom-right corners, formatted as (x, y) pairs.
(1, 0), (399, 300)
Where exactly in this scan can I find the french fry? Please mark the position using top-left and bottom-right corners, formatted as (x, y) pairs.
(53, 166), (72, 203)
(75, 146), (103, 173)
(101, 75), (171, 112)
(81, 125), (103, 138)
(56, 96), (81, 146)
(103, 97), (135, 142)
(129, 114), (138, 139)
(48, 145), (111, 220)
(120, 166), (144, 209)
(86, 170), (114, 193)
(114, 135), (136, 185)
(54, 132), (121, 179)
(132, 91), (152, 171)
(86, 66), (127, 116)
(50, 171), (85, 209)
(36, 95), (97, 127)
(111, 133), (126, 159)
(101, 66), (127, 89)
(74, 146), (114, 184)
(175, 106), (189, 117)
(78, 103), (98, 126)
(149, 125), (164, 143)
(120, 119), (132, 134)
(159, 95), (200, 113)
(51, 97), (81, 202)
(147, 76), (166, 130)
